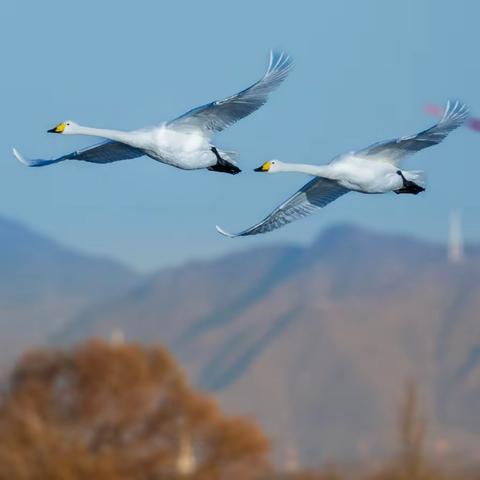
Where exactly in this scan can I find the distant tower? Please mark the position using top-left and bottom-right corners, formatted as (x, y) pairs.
(448, 210), (464, 263)
(283, 444), (300, 474)
(176, 432), (196, 476)
(110, 328), (126, 346)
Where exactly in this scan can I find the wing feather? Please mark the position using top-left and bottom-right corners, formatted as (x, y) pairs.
(13, 141), (143, 167)
(168, 51), (293, 135)
(357, 100), (469, 165)
(217, 177), (349, 237)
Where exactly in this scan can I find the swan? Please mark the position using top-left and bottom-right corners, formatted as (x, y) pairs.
(217, 100), (469, 237)
(13, 51), (292, 175)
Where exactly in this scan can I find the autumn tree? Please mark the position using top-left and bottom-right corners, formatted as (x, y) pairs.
(0, 339), (269, 480)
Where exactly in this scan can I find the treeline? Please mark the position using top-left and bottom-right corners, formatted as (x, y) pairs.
(265, 382), (480, 480)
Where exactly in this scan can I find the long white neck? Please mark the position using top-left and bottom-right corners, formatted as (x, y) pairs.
(73, 125), (137, 144)
(277, 162), (335, 179)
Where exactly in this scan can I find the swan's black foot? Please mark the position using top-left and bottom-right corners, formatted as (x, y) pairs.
(394, 170), (425, 195)
(208, 147), (241, 175)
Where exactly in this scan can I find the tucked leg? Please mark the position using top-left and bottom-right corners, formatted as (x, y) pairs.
(207, 147), (241, 175)
(394, 170), (425, 195)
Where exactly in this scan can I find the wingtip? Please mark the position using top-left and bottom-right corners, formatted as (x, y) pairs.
(215, 225), (236, 238)
(267, 49), (293, 74)
(268, 49), (274, 69)
(442, 98), (470, 123)
(12, 148), (29, 166)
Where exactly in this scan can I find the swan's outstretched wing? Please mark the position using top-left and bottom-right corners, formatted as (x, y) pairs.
(13, 141), (143, 167)
(217, 178), (349, 237)
(357, 100), (469, 165)
(168, 51), (292, 135)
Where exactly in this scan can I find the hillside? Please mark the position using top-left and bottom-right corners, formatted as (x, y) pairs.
(0, 216), (138, 363)
(56, 225), (480, 463)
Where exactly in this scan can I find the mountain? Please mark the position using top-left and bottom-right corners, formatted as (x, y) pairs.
(0, 216), (138, 363)
(56, 224), (480, 463)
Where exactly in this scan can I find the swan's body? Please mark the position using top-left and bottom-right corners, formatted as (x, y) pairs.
(263, 157), (414, 193)
(217, 100), (469, 237)
(13, 51), (292, 174)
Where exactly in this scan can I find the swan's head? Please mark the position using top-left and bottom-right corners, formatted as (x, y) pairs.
(47, 120), (78, 135)
(254, 159), (283, 173)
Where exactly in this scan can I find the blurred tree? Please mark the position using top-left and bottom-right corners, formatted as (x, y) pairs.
(0, 339), (269, 480)
(372, 380), (433, 480)
(396, 380), (426, 478)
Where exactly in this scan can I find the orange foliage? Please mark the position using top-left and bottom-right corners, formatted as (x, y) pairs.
(0, 339), (269, 480)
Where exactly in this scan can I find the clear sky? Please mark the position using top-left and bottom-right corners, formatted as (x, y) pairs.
(1, 1), (479, 271)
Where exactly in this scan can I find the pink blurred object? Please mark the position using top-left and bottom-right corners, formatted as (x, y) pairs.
(468, 117), (480, 132)
(425, 103), (480, 132)
(424, 103), (444, 116)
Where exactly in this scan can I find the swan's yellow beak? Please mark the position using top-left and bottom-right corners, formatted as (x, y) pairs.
(47, 122), (66, 134)
(254, 161), (272, 172)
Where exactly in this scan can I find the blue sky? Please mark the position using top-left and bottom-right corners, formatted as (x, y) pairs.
(1, 1), (479, 271)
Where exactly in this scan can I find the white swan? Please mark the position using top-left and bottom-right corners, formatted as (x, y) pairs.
(13, 51), (292, 175)
(217, 100), (469, 237)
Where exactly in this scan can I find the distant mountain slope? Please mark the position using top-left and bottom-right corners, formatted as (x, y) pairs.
(0, 216), (138, 362)
(57, 225), (480, 463)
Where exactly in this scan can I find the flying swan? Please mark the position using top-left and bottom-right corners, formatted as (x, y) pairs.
(13, 51), (292, 175)
(217, 100), (469, 237)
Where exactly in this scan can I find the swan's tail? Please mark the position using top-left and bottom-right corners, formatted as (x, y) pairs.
(218, 150), (239, 165)
(404, 170), (426, 188)
(13, 148), (65, 167)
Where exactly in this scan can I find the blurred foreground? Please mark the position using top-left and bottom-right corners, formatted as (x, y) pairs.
(0, 340), (268, 479)
(0, 339), (478, 480)
(1, 219), (480, 469)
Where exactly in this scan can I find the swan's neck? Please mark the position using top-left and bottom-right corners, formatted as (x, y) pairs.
(74, 125), (136, 144)
(278, 163), (334, 178)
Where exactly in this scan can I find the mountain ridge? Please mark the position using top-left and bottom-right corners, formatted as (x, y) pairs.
(0, 215), (139, 363)
(53, 223), (480, 462)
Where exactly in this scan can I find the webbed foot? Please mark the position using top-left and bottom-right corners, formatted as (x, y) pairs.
(394, 170), (425, 195)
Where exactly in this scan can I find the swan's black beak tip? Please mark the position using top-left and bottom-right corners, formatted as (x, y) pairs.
(254, 166), (264, 172)
(47, 128), (57, 133)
